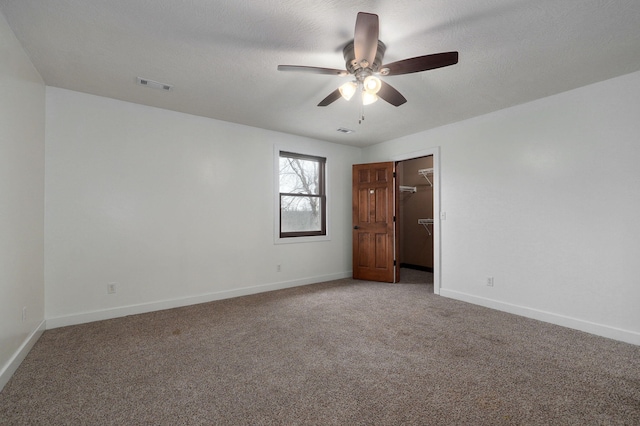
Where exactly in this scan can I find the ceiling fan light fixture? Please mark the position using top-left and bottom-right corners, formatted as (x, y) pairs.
(339, 81), (358, 100)
(363, 75), (382, 94)
(277, 12), (459, 110)
(362, 91), (378, 105)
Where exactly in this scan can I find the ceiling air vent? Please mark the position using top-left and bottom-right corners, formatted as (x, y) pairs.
(136, 77), (173, 91)
(336, 128), (355, 134)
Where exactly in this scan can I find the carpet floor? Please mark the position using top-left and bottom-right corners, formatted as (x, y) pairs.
(1, 270), (639, 425)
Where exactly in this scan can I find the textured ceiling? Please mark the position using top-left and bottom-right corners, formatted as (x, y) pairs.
(2, 0), (640, 147)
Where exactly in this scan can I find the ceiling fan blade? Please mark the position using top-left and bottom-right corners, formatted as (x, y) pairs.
(377, 80), (407, 106)
(381, 52), (459, 76)
(354, 12), (379, 68)
(277, 65), (348, 76)
(318, 88), (342, 107)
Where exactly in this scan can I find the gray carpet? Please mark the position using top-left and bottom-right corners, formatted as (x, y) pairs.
(1, 270), (639, 425)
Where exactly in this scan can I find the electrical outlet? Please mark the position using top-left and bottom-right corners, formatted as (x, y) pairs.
(277, 264), (281, 272)
(107, 282), (117, 294)
(486, 277), (494, 287)
(22, 306), (27, 322)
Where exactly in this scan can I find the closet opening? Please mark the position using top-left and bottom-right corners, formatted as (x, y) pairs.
(397, 155), (435, 288)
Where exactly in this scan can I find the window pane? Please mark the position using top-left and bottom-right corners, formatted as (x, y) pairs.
(281, 195), (322, 232)
(279, 157), (319, 194)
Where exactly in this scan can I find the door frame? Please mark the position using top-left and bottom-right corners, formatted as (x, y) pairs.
(391, 147), (441, 294)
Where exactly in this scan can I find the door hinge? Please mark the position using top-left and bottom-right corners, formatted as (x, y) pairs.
(393, 172), (396, 178)
(393, 216), (396, 222)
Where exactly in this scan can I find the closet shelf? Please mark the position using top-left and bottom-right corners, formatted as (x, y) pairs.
(399, 185), (417, 193)
(418, 218), (434, 236)
(418, 168), (434, 187)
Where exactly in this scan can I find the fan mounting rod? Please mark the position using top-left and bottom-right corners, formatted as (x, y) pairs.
(343, 40), (386, 78)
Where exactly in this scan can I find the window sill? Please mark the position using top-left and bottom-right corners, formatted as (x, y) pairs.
(274, 234), (331, 245)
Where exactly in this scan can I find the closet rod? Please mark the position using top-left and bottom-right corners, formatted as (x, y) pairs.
(399, 185), (417, 193)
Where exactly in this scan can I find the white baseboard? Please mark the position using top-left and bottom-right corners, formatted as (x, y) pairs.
(46, 271), (352, 330)
(0, 320), (46, 392)
(440, 289), (640, 346)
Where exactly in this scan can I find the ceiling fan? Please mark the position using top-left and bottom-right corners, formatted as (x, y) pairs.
(277, 12), (459, 108)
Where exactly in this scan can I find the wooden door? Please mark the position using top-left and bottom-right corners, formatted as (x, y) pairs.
(352, 162), (397, 283)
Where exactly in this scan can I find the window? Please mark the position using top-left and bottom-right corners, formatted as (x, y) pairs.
(278, 151), (326, 238)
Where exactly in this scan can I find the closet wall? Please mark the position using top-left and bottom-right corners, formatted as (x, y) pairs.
(398, 156), (434, 270)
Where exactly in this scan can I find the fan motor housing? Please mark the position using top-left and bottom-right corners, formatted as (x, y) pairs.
(343, 40), (386, 75)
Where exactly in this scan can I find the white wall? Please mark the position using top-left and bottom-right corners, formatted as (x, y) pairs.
(364, 71), (640, 345)
(0, 11), (45, 389)
(45, 88), (361, 326)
